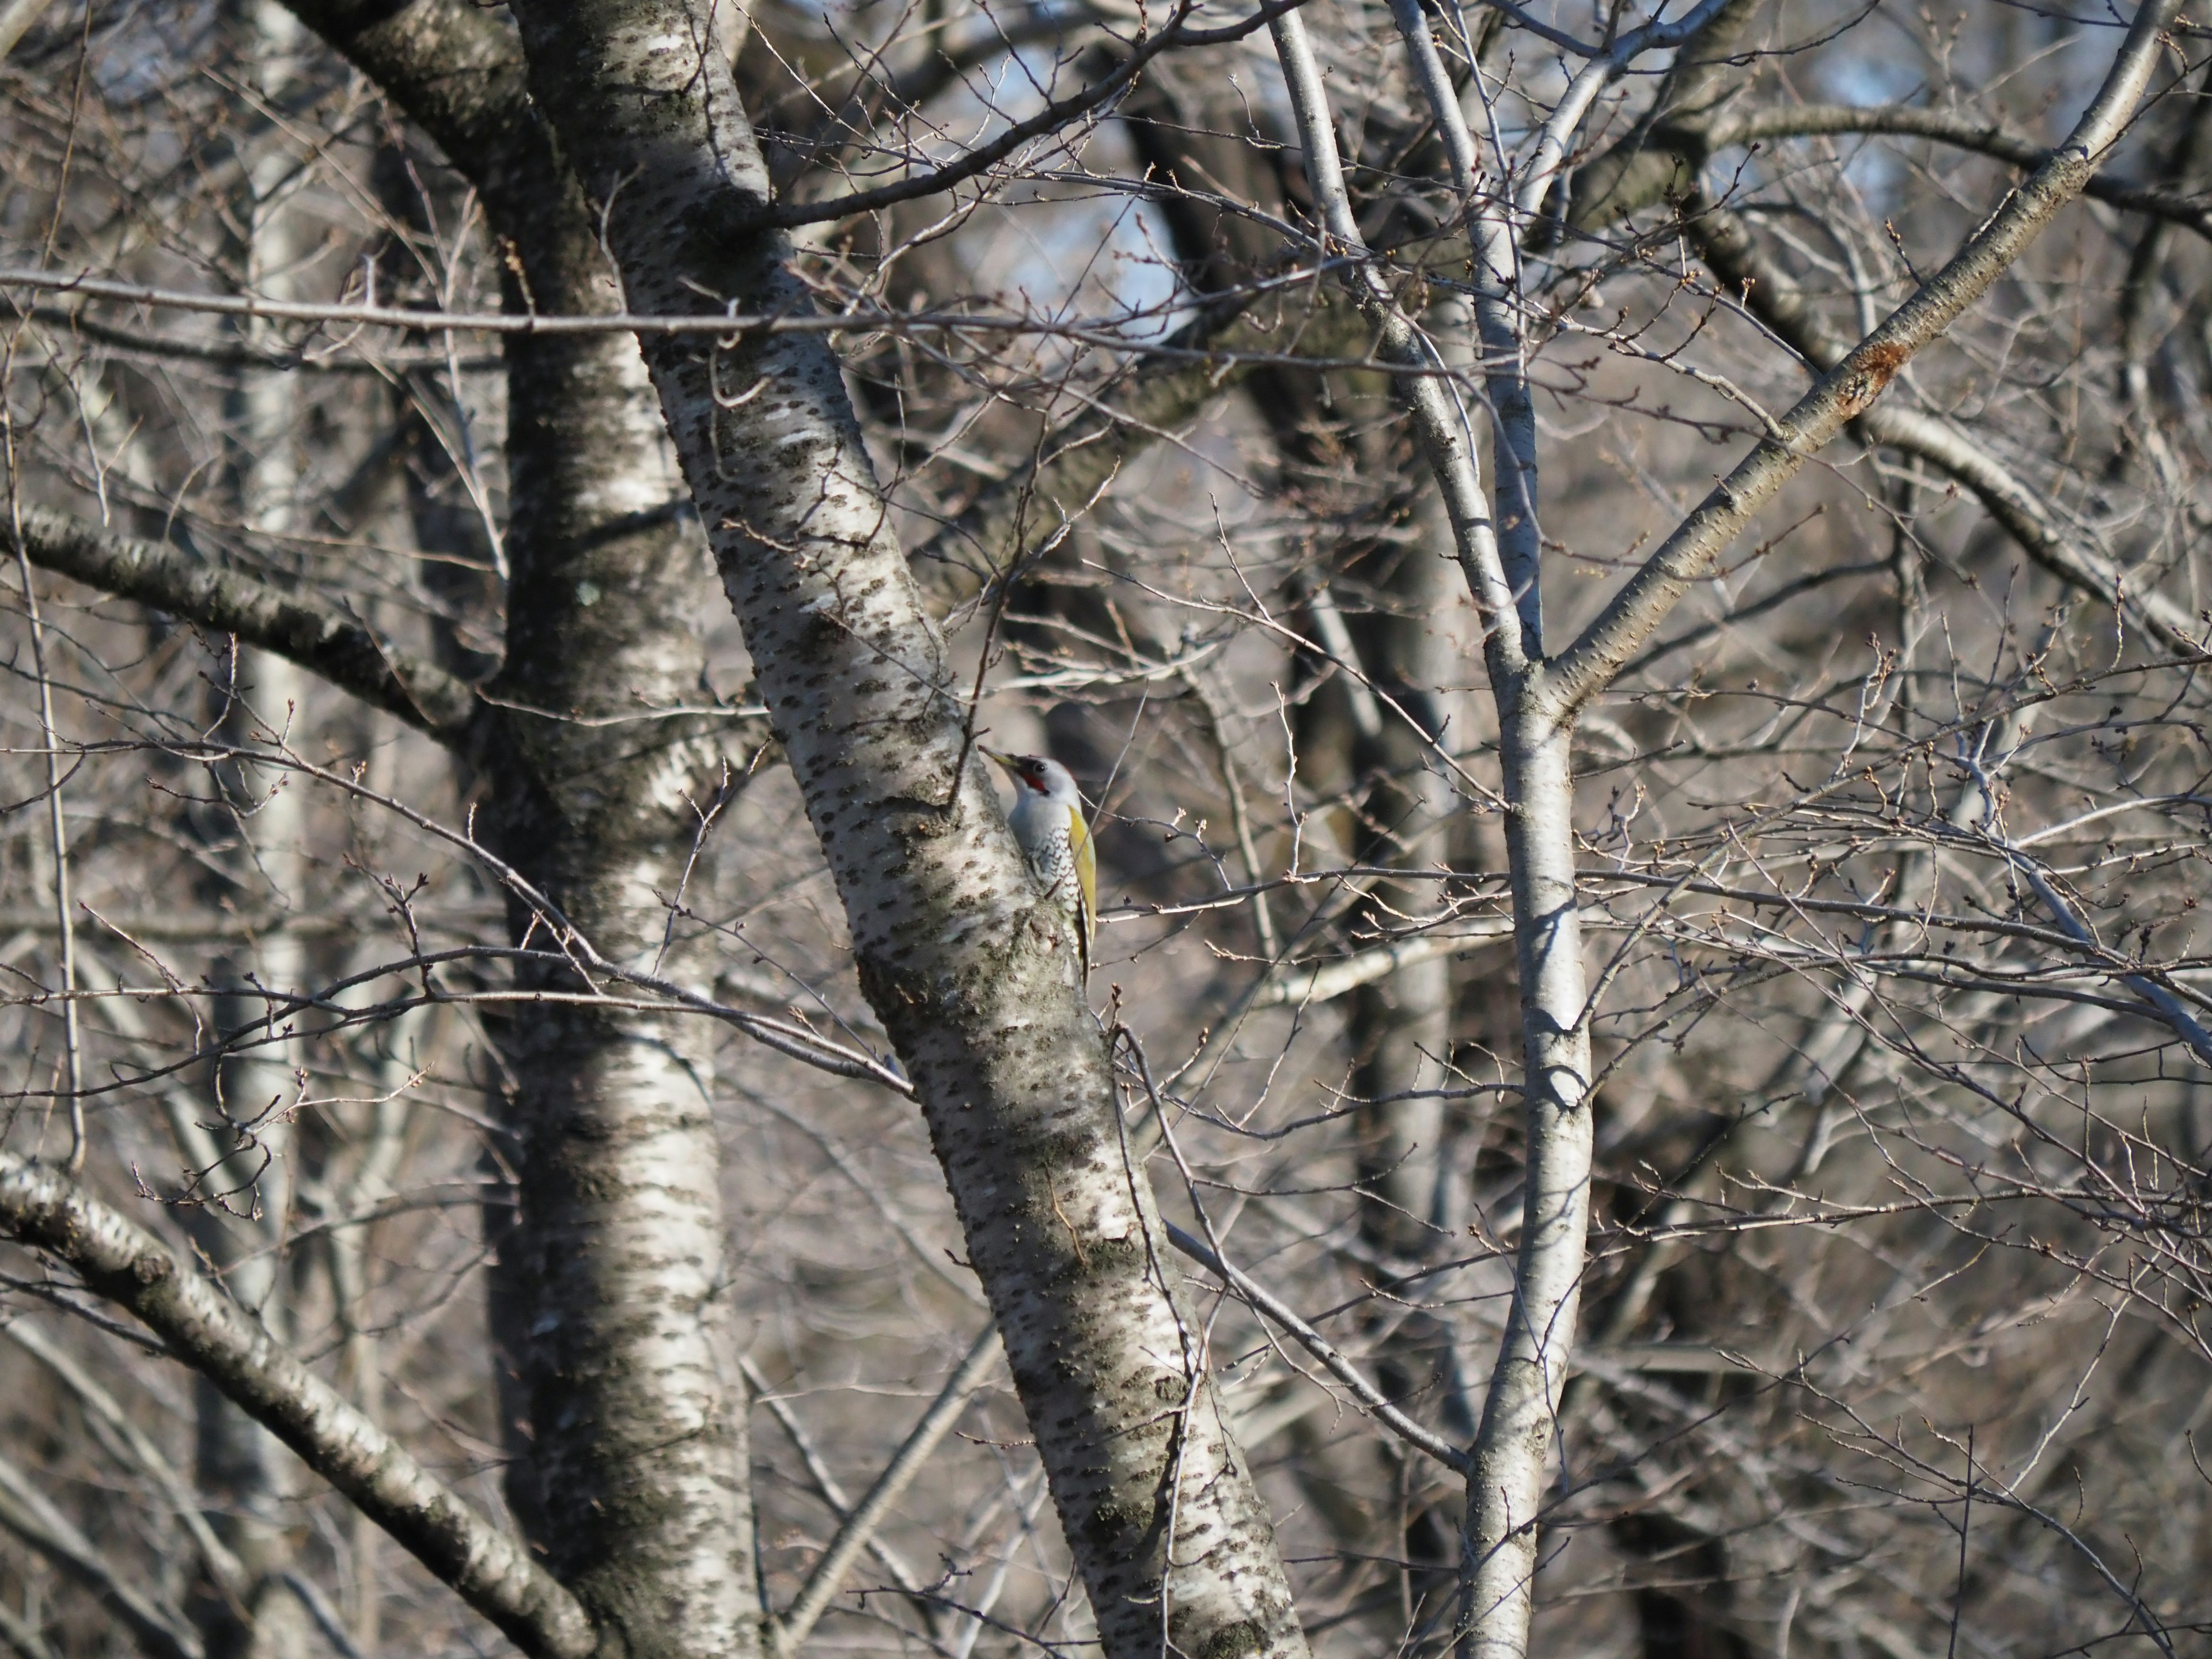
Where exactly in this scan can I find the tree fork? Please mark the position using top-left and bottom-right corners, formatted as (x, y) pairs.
(502, 1), (1312, 1653)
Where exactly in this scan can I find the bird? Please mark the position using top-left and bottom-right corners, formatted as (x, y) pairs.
(983, 748), (1094, 974)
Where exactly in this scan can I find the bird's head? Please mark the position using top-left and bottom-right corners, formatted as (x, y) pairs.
(984, 748), (1079, 802)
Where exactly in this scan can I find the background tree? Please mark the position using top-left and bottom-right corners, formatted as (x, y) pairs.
(2, 0), (2211, 1657)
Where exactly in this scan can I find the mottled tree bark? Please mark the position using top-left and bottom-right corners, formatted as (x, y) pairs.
(480, 333), (757, 1656)
(15, 0), (763, 1640)
(274, 3), (762, 1651)
(501, 3), (1310, 1654)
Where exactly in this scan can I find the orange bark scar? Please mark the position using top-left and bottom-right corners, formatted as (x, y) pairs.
(1856, 340), (1910, 397)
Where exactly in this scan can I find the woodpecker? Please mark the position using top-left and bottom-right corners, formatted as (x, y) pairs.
(984, 748), (1094, 974)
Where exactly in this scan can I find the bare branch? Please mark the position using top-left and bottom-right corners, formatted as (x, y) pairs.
(1709, 103), (2212, 240)
(1968, 798), (2212, 1069)
(0, 1596), (56, 1659)
(1266, 4), (1527, 673)
(0, 0), (54, 59)
(1163, 1221), (1470, 1474)
(749, 0), (1316, 231)
(1248, 924), (1512, 1009)
(0, 1156), (597, 1659)
(7, 505), (482, 739)
(771, 1324), (999, 1656)
(741, 1356), (934, 1605)
(1543, 0), (2185, 718)
(2, 1320), (248, 1601)
(0, 1448), (201, 1659)
(1686, 199), (2206, 652)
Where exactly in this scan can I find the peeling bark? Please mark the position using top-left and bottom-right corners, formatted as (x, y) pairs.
(501, 2), (1310, 1653)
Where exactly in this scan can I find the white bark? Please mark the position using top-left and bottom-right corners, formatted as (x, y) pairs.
(1455, 714), (1590, 1659)
(1257, 21), (1596, 1650)
(1469, 10), (2180, 1659)
(279, 5), (765, 1648)
(1381, 0), (1541, 642)
(502, 4), (1311, 1653)
(0, 0), (55, 57)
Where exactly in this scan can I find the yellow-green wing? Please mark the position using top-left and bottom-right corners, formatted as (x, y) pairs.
(1069, 802), (1096, 972)
(1067, 802), (1096, 920)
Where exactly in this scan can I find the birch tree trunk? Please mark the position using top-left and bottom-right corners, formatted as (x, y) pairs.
(502, 4), (1310, 1653)
(272, 4), (762, 1650)
(188, 17), (316, 1641)
(479, 334), (759, 1659)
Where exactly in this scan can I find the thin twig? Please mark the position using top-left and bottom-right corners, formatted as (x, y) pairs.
(771, 1325), (1001, 1656)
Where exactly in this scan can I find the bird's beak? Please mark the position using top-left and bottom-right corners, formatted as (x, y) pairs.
(981, 748), (1018, 774)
